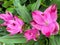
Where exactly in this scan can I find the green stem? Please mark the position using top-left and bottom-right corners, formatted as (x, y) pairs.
(41, 3), (48, 7)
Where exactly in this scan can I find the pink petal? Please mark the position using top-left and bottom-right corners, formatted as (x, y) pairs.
(6, 20), (23, 35)
(40, 23), (55, 37)
(6, 11), (13, 17)
(1, 22), (8, 26)
(0, 11), (13, 21)
(24, 28), (40, 41)
(43, 13), (52, 24)
(0, 14), (8, 21)
(52, 22), (59, 35)
(6, 27), (22, 35)
(30, 20), (41, 30)
(24, 30), (32, 40)
(44, 4), (57, 21)
(32, 10), (46, 25)
(14, 16), (24, 26)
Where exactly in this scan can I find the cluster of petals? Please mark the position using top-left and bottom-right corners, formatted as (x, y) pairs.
(24, 27), (40, 41)
(31, 4), (59, 37)
(0, 11), (24, 35)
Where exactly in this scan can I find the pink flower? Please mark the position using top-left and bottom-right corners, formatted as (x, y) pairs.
(0, 11), (24, 35)
(0, 11), (13, 26)
(24, 28), (40, 41)
(31, 4), (59, 37)
(6, 16), (24, 35)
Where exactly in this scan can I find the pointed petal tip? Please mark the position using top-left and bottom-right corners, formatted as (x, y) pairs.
(52, 4), (57, 7)
(51, 4), (57, 11)
(32, 11), (37, 15)
(32, 10), (39, 15)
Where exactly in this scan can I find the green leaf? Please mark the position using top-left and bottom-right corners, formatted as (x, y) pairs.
(3, 43), (14, 45)
(0, 0), (3, 1)
(34, 35), (47, 45)
(26, 40), (34, 45)
(0, 26), (7, 36)
(29, 0), (36, 3)
(0, 35), (27, 43)
(2, 1), (13, 8)
(0, 8), (2, 11)
(49, 36), (56, 45)
(49, 35), (60, 45)
(31, 0), (41, 11)
(27, 4), (32, 11)
(6, 7), (15, 13)
(0, 19), (4, 24)
(13, 0), (32, 23)
(20, 0), (27, 4)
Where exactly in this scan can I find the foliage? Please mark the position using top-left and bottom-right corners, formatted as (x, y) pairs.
(0, 0), (60, 45)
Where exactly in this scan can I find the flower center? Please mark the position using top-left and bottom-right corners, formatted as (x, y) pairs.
(41, 14), (44, 16)
(45, 21), (49, 26)
(12, 23), (16, 26)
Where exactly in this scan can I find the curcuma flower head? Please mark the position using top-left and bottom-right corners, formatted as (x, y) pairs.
(6, 16), (24, 35)
(24, 27), (40, 41)
(0, 11), (24, 35)
(31, 4), (59, 37)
